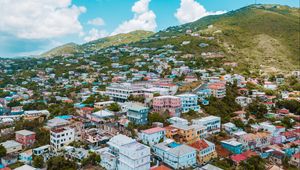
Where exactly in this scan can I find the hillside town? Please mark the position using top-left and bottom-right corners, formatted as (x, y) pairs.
(0, 31), (299, 170)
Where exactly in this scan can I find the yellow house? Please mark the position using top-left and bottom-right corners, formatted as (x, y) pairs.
(165, 124), (206, 144)
(189, 139), (217, 165)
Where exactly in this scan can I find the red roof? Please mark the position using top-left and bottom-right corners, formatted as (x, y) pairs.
(189, 140), (209, 151)
(81, 107), (94, 111)
(142, 127), (165, 134)
(293, 152), (300, 159)
(231, 154), (247, 163)
(281, 131), (297, 138)
(277, 109), (289, 114)
(151, 165), (172, 170)
(230, 150), (257, 164)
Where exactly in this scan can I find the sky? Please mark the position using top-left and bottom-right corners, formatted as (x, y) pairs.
(0, 0), (298, 57)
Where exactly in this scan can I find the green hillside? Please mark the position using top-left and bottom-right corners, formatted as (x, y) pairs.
(82, 30), (154, 51)
(138, 4), (300, 74)
(42, 30), (154, 57)
(41, 43), (79, 57)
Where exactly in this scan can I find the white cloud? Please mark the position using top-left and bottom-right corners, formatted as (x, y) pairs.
(88, 17), (105, 26)
(0, 0), (86, 39)
(84, 28), (109, 42)
(175, 0), (226, 24)
(111, 0), (157, 35)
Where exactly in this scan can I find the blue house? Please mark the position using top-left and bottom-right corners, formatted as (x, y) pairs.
(221, 139), (243, 154)
(127, 103), (149, 125)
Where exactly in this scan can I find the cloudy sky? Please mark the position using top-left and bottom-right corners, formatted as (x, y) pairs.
(0, 0), (298, 57)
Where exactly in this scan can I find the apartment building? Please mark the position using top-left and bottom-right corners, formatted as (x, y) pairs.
(140, 127), (166, 146)
(15, 130), (36, 147)
(50, 127), (75, 152)
(105, 83), (143, 102)
(208, 82), (226, 98)
(127, 103), (149, 125)
(165, 124), (207, 144)
(176, 94), (200, 113)
(101, 134), (150, 170)
(152, 95), (181, 117)
(153, 139), (197, 169)
(189, 139), (217, 165)
(192, 116), (221, 134)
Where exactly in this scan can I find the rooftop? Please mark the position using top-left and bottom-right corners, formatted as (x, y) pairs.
(15, 129), (35, 136)
(142, 127), (165, 134)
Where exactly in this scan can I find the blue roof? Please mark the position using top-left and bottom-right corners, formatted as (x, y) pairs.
(55, 115), (72, 120)
(168, 142), (181, 148)
(0, 164), (4, 168)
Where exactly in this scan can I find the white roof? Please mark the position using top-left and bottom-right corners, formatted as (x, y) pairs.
(221, 139), (242, 146)
(92, 110), (114, 118)
(15, 130), (35, 136)
(1, 140), (22, 148)
(14, 164), (36, 170)
(108, 134), (135, 147)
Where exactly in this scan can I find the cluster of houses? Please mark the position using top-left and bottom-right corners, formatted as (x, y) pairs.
(0, 35), (299, 170)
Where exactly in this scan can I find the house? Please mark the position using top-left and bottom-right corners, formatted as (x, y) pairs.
(87, 110), (114, 122)
(235, 96), (252, 107)
(152, 96), (181, 117)
(118, 139), (151, 170)
(223, 122), (240, 134)
(269, 150), (285, 165)
(192, 116), (221, 134)
(153, 139), (197, 169)
(230, 150), (257, 165)
(102, 134), (151, 170)
(105, 83), (143, 102)
(176, 94), (200, 113)
(237, 132), (271, 150)
(46, 117), (70, 129)
(127, 103), (149, 125)
(33, 145), (50, 156)
(165, 124), (206, 144)
(0, 140), (22, 153)
(289, 152), (300, 168)
(281, 131), (298, 143)
(221, 139), (243, 154)
(64, 146), (88, 161)
(208, 83), (226, 98)
(50, 127), (75, 152)
(1, 154), (18, 166)
(189, 139), (217, 165)
(94, 101), (115, 109)
(264, 82), (277, 90)
(19, 149), (33, 164)
(15, 130), (36, 147)
(168, 117), (188, 125)
(140, 127), (165, 146)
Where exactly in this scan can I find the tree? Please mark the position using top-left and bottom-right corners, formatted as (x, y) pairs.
(281, 117), (295, 129)
(0, 144), (7, 157)
(247, 101), (268, 119)
(81, 152), (101, 167)
(32, 155), (44, 168)
(47, 156), (76, 170)
(108, 103), (120, 112)
(239, 156), (265, 170)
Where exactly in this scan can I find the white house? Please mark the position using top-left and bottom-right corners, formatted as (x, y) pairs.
(50, 127), (75, 152)
(192, 116), (221, 134)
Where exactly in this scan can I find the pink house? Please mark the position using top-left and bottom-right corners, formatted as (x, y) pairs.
(153, 96), (181, 117)
(15, 130), (36, 147)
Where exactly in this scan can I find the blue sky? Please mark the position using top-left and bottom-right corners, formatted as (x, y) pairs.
(0, 0), (298, 57)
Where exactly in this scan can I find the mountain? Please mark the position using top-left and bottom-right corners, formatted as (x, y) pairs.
(136, 4), (300, 74)
(42, 4), (299, 74)
(42, 30), (154, 57)
(41, 43), (79, 57)
(82, 30), (154, 51)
